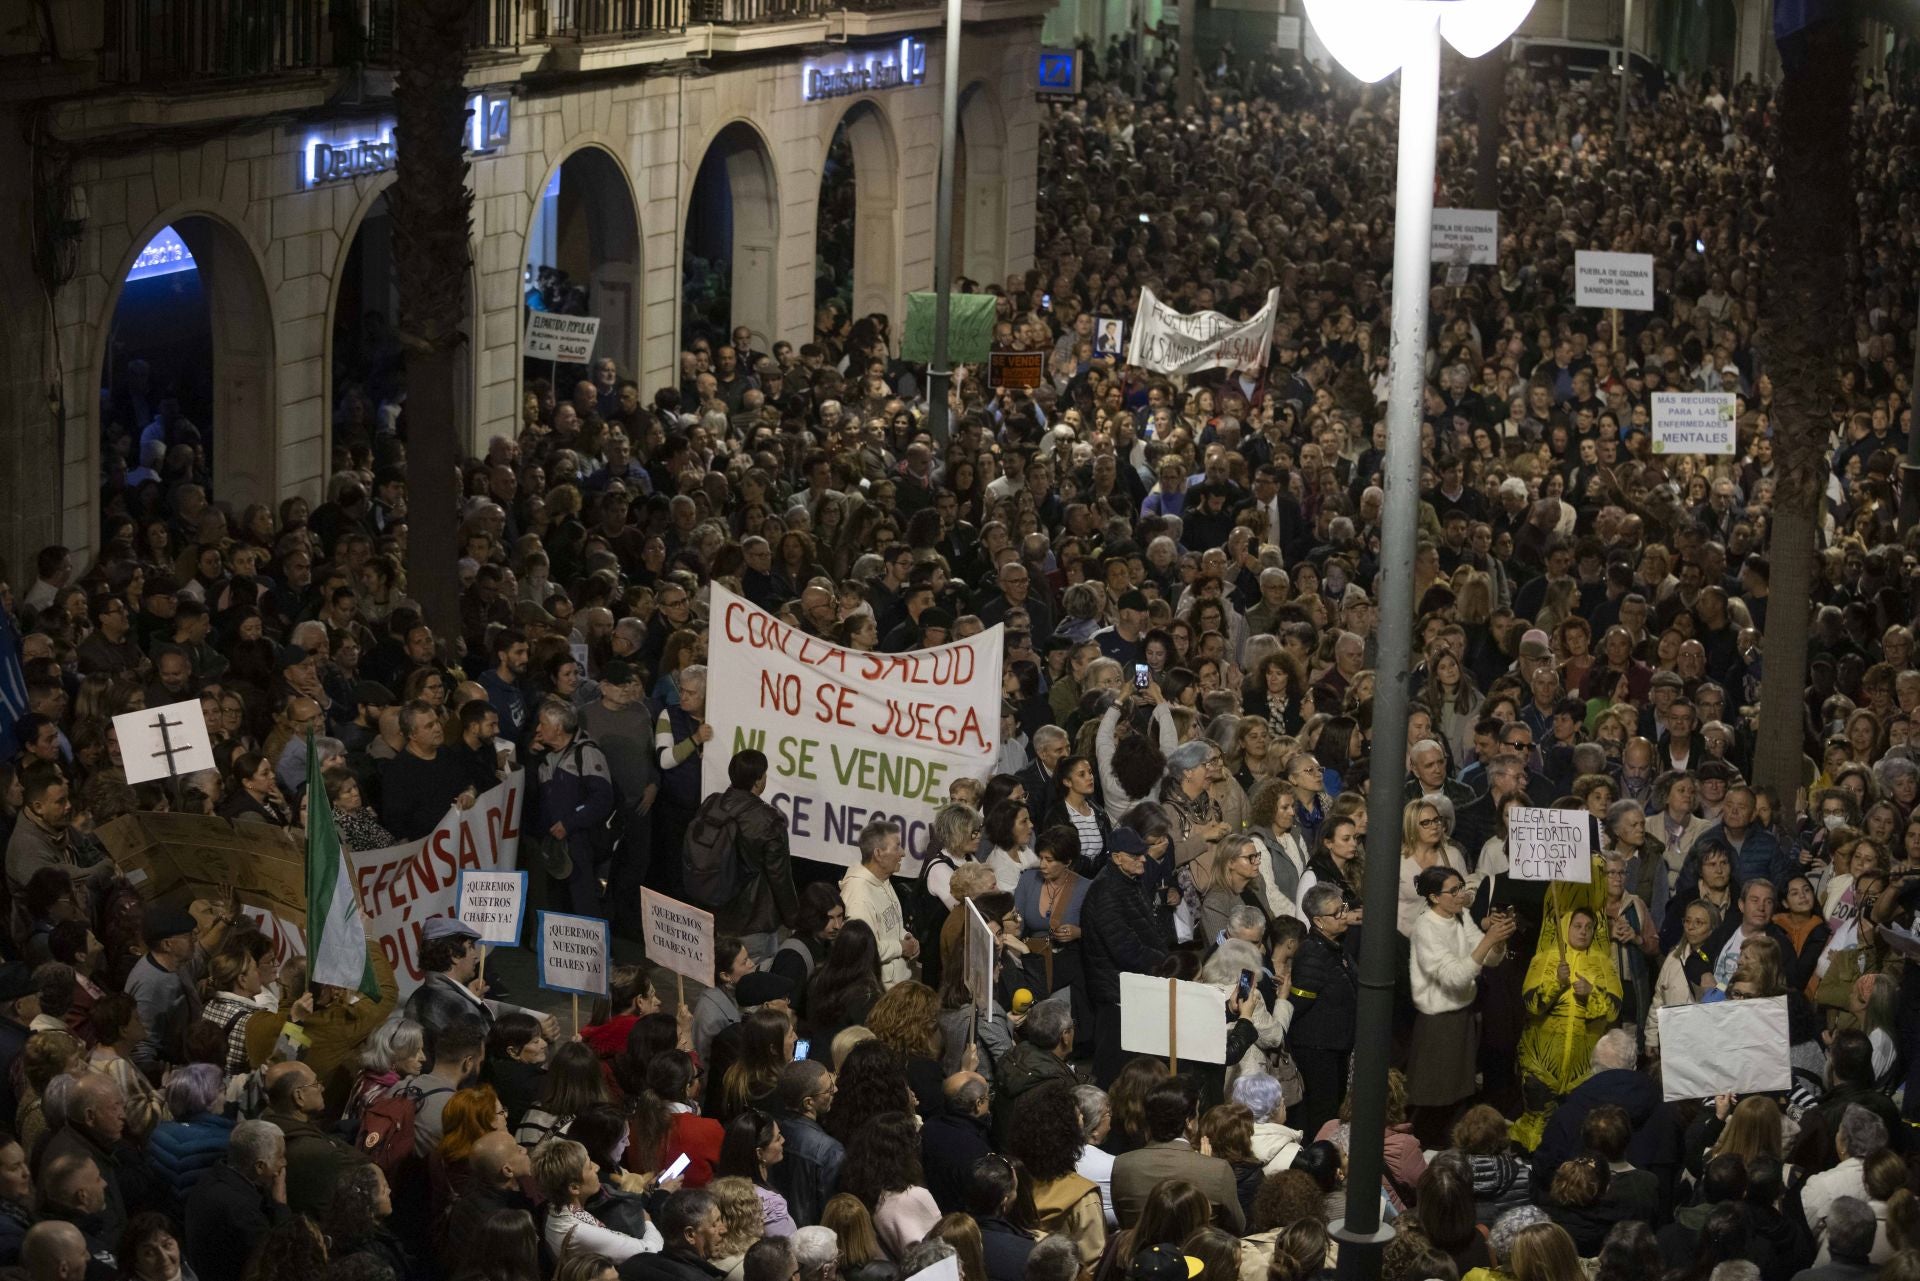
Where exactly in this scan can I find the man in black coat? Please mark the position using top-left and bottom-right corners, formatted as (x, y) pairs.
(1082, 829), (1173, 1085)
(1287, 884), (1360, 1139)
(768, 1061), (843, 1230)
(701, 749), (800, 960)
(1530, 1029), (1684, 1202)
(183, 1121), (291, 1281)
(922, 1073), (993, 1212)
(619, 1189), (727, 1281)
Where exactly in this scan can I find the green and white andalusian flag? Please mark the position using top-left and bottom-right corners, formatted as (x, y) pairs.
(306, 732), (378, 996)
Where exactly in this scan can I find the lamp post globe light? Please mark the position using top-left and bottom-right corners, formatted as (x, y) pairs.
(1298, 2), (1532, 1276)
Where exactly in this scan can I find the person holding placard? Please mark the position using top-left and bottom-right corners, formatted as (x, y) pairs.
(1513, 907), (1622, 1151)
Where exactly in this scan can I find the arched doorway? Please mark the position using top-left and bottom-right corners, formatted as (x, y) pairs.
(525, 145), (643, 388)
(955, 83), (1007, 287)
(684, 121), (780, 352)
(98, 214), (275, 519)
(816, 101), (901, 327)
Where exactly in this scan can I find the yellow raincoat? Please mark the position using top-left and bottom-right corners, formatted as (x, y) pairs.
(1511, 869), (1621, 1150)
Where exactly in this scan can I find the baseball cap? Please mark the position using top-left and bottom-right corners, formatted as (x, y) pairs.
(143, 904), (199, 943)
(1108, 828), (1150, 857)
(1131, 1245), (1203, 1281)
(278, 644), (313, 670)
(424, 916), (482, 943)
(1518, 632), (1553, 661)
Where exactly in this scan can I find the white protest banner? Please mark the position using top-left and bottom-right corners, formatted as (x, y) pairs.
(538, 910), (610, 997)
(1505, 806), (1593, 883)
(1430, 209), (1498, 266)
(1652, 392), (1737, 456)
(702, 585), (1002, 865)
(1119, 971), (1229, 1065)
(641, 888), (714, 988)
(1658, 996), (1790, 1101)
(524, 312), (602, 362)
(115, 700), (216, 785)
(1575, 251), (1656, 310)
(965, 899), (996, 1019)
(455, 870), (527, 946)
(1128, 287), (1280, 377)
(347, 772), (525, 995)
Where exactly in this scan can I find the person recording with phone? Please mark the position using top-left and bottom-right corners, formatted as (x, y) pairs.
(1408, 867), (1516, 1146)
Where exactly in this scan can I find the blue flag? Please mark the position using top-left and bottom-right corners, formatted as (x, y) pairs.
(0, 612), (27, 760)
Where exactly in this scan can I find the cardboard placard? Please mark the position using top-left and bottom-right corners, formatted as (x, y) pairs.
(1430, 209), (1499, 266)
(988, 350), (1047, 389)
(965, 899), (996, 1018)
(455, 870), (527, 946)
(1505, 806), (1593, 883)
(641, 888), (714, 986)
(1652, 392), (1737, 456)
(1119, 971), (1230, 1064)
(1574, 250), (1656, 310)
(1658, 996), (1791, 1101)
(524, 312), (601, 362)
(538, 910), (610, 997)
(114, 700), (216, 785)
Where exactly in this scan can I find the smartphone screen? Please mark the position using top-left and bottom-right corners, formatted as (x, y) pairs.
(1134, 663), (1151, 689)
(793, 1039), (811, 1061)
(662, 1152), (692, 1182)
(1235, 970), (1253, 1003)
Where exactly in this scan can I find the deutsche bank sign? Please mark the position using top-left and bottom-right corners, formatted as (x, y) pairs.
(304, 93), (512, 187)
(802, 38), (928, 102)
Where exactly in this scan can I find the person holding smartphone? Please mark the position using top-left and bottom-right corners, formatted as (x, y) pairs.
(1408, 868), (1515, 1146)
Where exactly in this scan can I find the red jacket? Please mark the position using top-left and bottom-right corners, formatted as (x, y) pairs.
(630, 1111), (723, 1187)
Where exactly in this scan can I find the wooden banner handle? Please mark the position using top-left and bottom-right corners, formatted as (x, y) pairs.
(1168, 976), (1179, 1074)
(572, 994), (580, 1038)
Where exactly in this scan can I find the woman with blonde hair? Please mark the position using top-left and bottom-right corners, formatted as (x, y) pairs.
(1397, 798), (1468, 937)
(707, 1176), (769, 1281)
(1507, 1220), (1585, 1281)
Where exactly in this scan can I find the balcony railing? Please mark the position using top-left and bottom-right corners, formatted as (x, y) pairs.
(550, 0), (690, 40)
(103, 0), (325, 84)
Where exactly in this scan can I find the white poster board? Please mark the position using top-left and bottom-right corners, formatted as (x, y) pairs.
(1575, 251), (1656, 311)
(1430, 209), (1498, 266)
(524, 312), (602, 362)
(1119, 971), (1229, 1064)
(640, 888), (714, 987)
(114, 700), (216, 785)
(537, 910), (609, 997)
(455, 870), (527, 946)
(1652, 392), (1738, 456)
(903, 1254), (962, 1281)
(1274, 14), (1302, 48)
(1505, 806), (1593, 883)
(702, 586), (1002, 866)
(965, 899), (996, 1018)
(1657, 996), (1791, 1101)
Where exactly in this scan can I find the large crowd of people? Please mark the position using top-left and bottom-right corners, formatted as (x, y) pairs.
(6, 23), (1920, 1281)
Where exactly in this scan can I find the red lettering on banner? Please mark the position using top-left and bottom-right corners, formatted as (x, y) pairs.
(858, 648), (976, 687)
(501, 783), (520, 839)
(871, 700), (989, 750)
(812, 682), (857, 727)
(458, 821), (481, 871)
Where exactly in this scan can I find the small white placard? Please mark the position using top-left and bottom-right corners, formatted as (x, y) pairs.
(1431, 209), (1498, 266)
(966, 899), (996, 1018)
(1506, 806), (1594, 883)
(1652, 392), (1738, 456)
(456, 870), (527, 947)
(903, 1254), (962, 1281)
(114, 699), (217, 785)
(1119, 971), (1230, 1065)
(1575, 250), (1656, 310)
(538, 910), (609, 997)
(641, 887), (714, 986)
(1094, 317), (1127, 360)
(1658, 996), (1791, 1101)
(524, 312), (602, 363)
(1275, 14), (1302, 48)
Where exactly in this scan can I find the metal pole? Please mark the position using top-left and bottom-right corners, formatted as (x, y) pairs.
(1332, 13), (1439, 1279)
(924, 0), (963, 447)
(1903, 291), (1920, 531)
(1617, 0), (1633, 139)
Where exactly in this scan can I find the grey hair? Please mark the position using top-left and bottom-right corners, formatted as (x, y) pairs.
(290, 620), (329, 650)
(678, 664), (708, 692)
(1823, 1196), (1877, 1261)
(946, 1074), (989, 1113)
(536, 698), (579, 734)
(164, 1062), (226, 1117)
(898, 1241), (955, 1279)
(1024, 1236), (1082, 1281)
(1200, 939), (1265, 986)
(1165, 740), (1216, 781)
(792, 1228), (839, 1276)
(1408, 737), (1446, 763)
(857, 818), (902, 865)
(1225, 905), (1267, 938)
(39, 1073), (76, 1131)
(1302, 884), (1346, 920)
(931, 803), (981, 858)
(1837, 1103), (1889, 1159)
(1259, 567), (1289, 589)
(229, 1119), (287, 1173)
(614, 618), (646, 647)
(1487, 1205), (1552, 1263)
(1031, 725), (1069, 753)
(1605, 798), (1643, 836)
(1230, 1073), (1284, 1122)
(1591, 1028), (1638, 1071)
(1062, 582), (1103, 621)
(360, 1017), (425, 1074)
(1706, 1264), (1760, 1281)
(1022, 999), (1074, 1052)
(1071, 1085), (1109, 1141)
(1873, 755), (1918, 792)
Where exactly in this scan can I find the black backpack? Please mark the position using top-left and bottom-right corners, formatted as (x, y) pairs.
(683, 794), (749, 909)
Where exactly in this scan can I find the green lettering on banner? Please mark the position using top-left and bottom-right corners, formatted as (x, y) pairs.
(825, 744), (949, 802)
(733, 727), (767, 754)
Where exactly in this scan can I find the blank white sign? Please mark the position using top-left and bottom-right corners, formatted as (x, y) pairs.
(1120, 971), (1230, 1064)
(1658, 996), (1790, 1101)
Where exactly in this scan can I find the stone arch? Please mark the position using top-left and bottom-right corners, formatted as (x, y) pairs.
(683, 118), (782, 350)
(955, 80), (1008, 286)
(820, 98), (902, 324)
(95, 208), (277, 517)
(527, 140), (644, 380)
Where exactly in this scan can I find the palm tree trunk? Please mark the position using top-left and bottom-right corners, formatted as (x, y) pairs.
(388, 0), (475, 644)
(1751, 9), (1855, 797)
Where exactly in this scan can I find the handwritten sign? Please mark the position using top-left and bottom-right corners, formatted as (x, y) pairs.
(641, 888), (714, 985)
(1658, 997), (1790, 1101)
(1652, 392), (1737, 456)
(115, 700), (215, 785)
(455, 870), (527, 946)
(1430, 209), (1498, 266)
(988, 350), (1046, 389)
(1119, 971), (1229, 1064)
(538, 910), (609, 997)
(1505, 806), (1593, 882)
(965, 899), (996, 1018)
(524, 312), (601, 363)
(1575, 251), (1655, 311)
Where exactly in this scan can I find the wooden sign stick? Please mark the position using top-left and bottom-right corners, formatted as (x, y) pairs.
(1168, 976), (1179, 1073)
